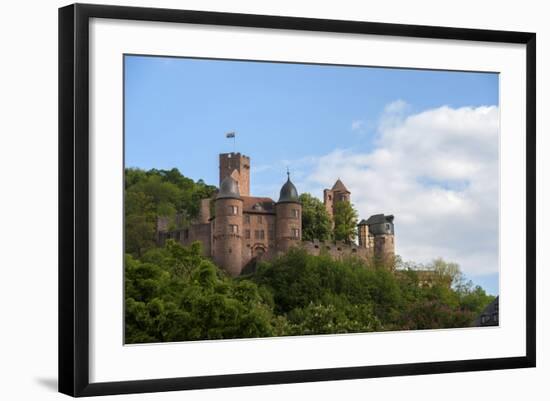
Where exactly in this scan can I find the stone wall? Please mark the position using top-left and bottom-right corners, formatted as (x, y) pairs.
(301, 239), (372, 262)
(241, 212), (277, 268)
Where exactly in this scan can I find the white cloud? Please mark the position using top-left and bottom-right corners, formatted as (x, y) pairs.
(304, 103), (499, 276)
(351, 120), (364, 131)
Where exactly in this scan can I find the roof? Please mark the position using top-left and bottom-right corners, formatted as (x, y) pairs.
(242, 196), (276, 214)
(363, 214), (394, 225)
(278, 177), (300, 203)
(216, 176), (241, 200)
(331, 178), (350, 193)
(472, 296), (499, 327)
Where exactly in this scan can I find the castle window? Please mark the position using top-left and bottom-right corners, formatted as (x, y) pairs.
(291, 228), (300, 239)
(337, 247), (342, 251)
(245, 229), (251, 239)
(352, 248), (357, 253)
(229, 224), (239, 234)
(328, 195), (332, 201)
(386, 223), (391, 231)
(260, 230), (265, 240)
(291, 209), (299, 218)
(176, 231), (181, 241)
(254, 230), (260, 239)
(229, 205), (238, 215)
(258, 215), (263, 224)
(184, 229), (189, 239)
(245, 214), (250, 224)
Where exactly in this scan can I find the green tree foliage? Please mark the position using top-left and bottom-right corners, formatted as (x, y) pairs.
(124, 168), (216, 256)
(333, 201), (359, 243)
(125, 240), (275, 343)
(125, 242), (495, 343)
(299, 193), (333, 241)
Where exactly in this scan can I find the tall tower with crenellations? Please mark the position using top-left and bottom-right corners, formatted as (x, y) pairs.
(219, 152), (250, 196)
(275, 173), (302, 254)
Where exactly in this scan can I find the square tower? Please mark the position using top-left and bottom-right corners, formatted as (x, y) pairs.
(219, 152), (250, 196)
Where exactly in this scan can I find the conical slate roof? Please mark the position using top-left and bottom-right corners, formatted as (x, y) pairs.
(332, 178), (350, 193)
(278, 175), (299, 203)
(217, 176), (241, 200)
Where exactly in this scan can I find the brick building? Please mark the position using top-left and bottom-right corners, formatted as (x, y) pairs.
(158, 152), (396, 276)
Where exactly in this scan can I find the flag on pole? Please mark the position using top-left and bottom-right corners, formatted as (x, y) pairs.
(226, 131), (236, 138)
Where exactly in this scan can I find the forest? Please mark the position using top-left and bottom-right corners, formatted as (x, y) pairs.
(124, 168), (495, 343)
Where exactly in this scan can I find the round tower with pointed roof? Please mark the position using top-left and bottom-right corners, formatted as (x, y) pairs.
(275, 172), (302, 254)
(213, 175), (243, 276)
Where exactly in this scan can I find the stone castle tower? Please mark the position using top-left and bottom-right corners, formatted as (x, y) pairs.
(275, 173), (302, 254)
(213, 175), (244, 276)
(323, 179), (351, 222)
(157, 152), (394, 276)
(219, 153), (250, 196)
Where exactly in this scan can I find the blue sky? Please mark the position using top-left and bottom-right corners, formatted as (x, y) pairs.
(125, 55), (500, 295)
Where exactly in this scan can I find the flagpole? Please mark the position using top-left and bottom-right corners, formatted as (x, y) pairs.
(226, 131), (237, 153)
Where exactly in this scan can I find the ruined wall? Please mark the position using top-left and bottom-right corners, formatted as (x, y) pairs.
(156, 222), (211, 257)
(301, 240), (372, 262)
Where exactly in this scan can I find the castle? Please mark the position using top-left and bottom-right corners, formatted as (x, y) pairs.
(157, 152), (395, 276)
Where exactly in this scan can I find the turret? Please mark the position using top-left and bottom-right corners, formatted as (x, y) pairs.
(275, 173), (302, 254)
(364, 214), (395, 269)
(213, 175), (243, 276)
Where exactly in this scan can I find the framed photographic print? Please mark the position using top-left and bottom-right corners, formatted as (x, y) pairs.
(58, 3), (536, 397)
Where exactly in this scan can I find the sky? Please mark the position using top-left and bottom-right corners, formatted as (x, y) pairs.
(125, 55), (500, 295)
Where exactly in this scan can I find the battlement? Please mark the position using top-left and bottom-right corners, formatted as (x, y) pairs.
(301, 239), (372, 262)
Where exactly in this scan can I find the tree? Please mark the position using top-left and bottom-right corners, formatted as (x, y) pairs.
(125, 241), (276, 343)
(333, 201), (359, 243)
(124, 167), (217, 256)
(299, 193), (332, 241)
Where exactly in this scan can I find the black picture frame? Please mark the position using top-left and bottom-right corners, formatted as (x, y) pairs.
(59, 3), (536, 397)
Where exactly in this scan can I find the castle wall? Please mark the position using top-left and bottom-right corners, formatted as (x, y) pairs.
(275, 202), (302, 254)
(241, 212), (276, 268)
(198, 198), (211, 224)
(213, 197), (243, 276)
(157, 222), (211, 257)
(301, 240), (372, 262)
